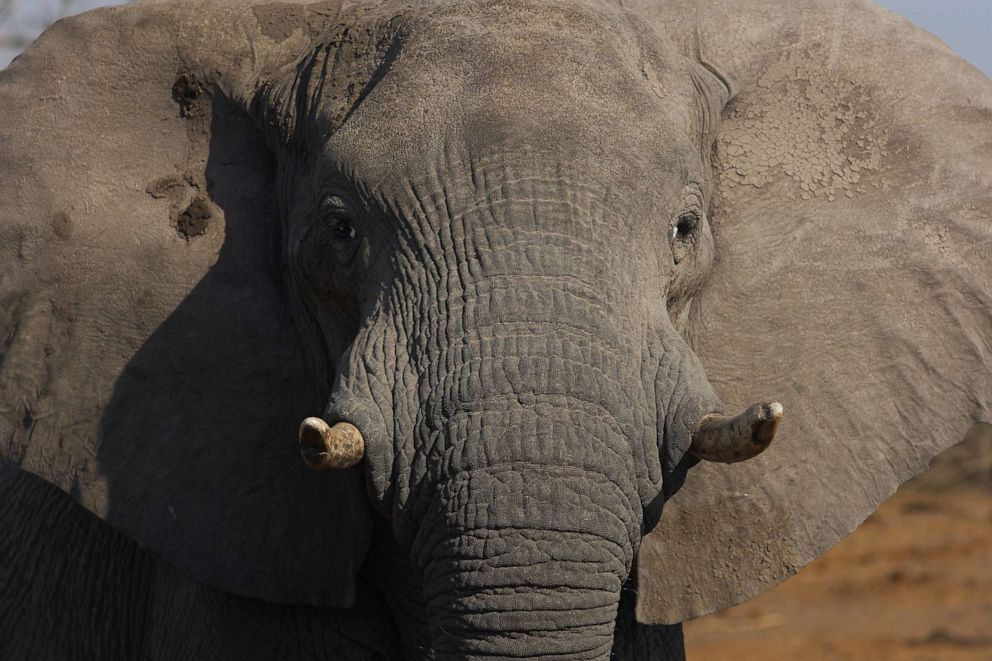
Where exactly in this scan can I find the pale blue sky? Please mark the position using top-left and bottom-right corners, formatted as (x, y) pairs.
(1, 1), (991, 76)
(875, 0), (991, 76)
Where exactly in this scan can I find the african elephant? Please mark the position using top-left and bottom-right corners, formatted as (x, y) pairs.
(1, 0), (989, 658)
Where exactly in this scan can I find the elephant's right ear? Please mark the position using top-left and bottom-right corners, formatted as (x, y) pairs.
(636, 0), (992, 624)
(0, 1), (373, 606)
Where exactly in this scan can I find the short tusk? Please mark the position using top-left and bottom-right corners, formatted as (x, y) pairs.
(299, 417), (365, 470)
(690, 402), (783, 463)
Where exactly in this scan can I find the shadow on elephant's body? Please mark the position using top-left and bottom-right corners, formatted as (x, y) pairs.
(97, 92), (370, 605)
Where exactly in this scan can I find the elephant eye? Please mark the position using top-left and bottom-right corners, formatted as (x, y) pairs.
(672, 213), (698, 242)
(331, 218), (357, 242)
(321, 195), (358, 243)
(670, 211), (700, 266)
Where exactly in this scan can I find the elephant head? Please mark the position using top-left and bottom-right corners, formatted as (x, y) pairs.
(1, 0), (989, 658)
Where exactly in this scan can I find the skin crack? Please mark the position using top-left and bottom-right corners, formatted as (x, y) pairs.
(714, 45), (889, 203)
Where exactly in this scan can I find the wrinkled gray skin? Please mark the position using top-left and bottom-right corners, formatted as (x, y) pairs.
(272, 0), (704, 653)
(1, 0), (990, 659)
(303, 5), (717, 657)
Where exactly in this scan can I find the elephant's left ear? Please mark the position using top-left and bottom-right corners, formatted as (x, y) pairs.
(0, 1), (374, 607)
(635, 0), (992, 623)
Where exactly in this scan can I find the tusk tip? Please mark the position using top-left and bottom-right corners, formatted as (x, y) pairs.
(691, 400), (784, 464)
(763, 402), (784, 419)
(750, 401), (784, 447)
(298, 417), (365, 471)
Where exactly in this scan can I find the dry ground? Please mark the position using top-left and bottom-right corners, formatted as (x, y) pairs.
(685, 430), (992, 661)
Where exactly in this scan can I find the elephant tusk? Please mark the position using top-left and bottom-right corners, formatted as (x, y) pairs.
(299, 417), (365, 470)
(690, 402), (783, 463)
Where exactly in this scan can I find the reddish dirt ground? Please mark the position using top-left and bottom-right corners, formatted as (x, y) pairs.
(684, 488), (992, 660)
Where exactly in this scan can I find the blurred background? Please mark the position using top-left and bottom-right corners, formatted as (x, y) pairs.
(2, 1), (990, 659)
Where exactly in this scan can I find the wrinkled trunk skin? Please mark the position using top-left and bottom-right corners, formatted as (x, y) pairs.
(386, 324), (664, 658)
(417, 453), (634, 659)
(386, 328), (649, 658)
(394, 327), (645, 658)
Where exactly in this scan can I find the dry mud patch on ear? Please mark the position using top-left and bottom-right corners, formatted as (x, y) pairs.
(145, 174), (220, 241)
(171, 72), (204, 119)
(176, 196), (218, 239)
(147, 73), (223, 242)
(713, 44), (890, 206)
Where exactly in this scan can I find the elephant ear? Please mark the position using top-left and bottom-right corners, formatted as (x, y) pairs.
(636, 0), (992, 623)
(0, 0), (374, 606)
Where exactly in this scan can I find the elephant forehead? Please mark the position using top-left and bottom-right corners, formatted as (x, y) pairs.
(324, 0), (694, 185)
(410, 0), (661, 81)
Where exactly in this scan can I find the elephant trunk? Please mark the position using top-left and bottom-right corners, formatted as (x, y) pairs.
(415, 457), (633, 660)
(382, 269), (646, 657)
